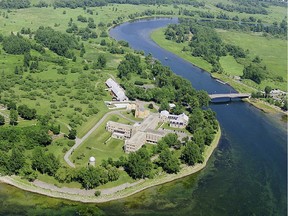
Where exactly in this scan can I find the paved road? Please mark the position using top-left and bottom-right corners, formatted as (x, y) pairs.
(64, 110), (139, 167)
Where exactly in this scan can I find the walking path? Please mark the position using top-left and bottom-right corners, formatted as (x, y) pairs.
(33, 179), (144, 196)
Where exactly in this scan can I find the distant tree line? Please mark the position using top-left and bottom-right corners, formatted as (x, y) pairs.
(52, 0), (205, 9)
(0, 0), (30, 9)
(215, 2), (268, 15)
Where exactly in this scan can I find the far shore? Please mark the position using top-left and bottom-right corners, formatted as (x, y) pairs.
(0, 128), (221, 203)
(150, 28), (287, 117)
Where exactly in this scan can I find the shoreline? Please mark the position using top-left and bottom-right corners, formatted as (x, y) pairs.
(150, 28), (287, 117)
(0, 127), (221, 203)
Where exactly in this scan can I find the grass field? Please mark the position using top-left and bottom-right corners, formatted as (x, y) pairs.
(219, 55), (244, 77)
(71, 114), (131, 167)
(218, 30), (287, 80)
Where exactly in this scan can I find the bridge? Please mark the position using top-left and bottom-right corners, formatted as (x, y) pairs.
(209, 93), (251, 100)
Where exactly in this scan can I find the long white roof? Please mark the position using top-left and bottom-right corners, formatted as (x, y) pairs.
(106, 78), (128, 101)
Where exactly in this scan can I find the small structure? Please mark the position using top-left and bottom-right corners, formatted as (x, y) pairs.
(89, 156), (96, 166)
(160, 110), (189, 128)
(105, 78), (128, 101)
(169, 103), (176, 109)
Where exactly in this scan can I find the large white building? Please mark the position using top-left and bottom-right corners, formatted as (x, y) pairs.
(160, 110), (189, 128)
(106, 78), (128, 101)
(106, 111), (190, 153)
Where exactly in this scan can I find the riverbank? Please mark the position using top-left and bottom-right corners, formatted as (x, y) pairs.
(0, 127), (221, 203)
(150, 28), (287, 116)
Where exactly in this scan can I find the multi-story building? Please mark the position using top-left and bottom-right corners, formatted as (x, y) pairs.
(106, 111), (189, 153)
(106, 121), (134, 139)
(160, 110), (189, 128)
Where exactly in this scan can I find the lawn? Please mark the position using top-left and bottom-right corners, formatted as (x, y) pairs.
(71, 114), (132, 167)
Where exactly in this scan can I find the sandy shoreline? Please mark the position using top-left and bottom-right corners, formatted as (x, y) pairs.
(0, 128), (221, 203)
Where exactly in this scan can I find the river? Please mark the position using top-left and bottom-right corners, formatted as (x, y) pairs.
(0, 18), (287, 216)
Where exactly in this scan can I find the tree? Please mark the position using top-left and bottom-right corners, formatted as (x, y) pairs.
(162, 133), (180, 148)
(93, 54), (107, 69)
(158, 148), (180, 174)
(9, 109), (18, 126)
(68, 128), (77, 139)
(7, 101), (17, 110)
(23, 52), (31, 67)
(181, 141), (203, 166)
(0, 115), (5, 126)
(8, 146), (25, 174)
(31, 147), (59, 176)
(18, 104), (36, 120)
(2, 34), (30, 54)
(19, 164), (38, 181)
(125, 148), (152, 179)
(264, 86), (272, 97)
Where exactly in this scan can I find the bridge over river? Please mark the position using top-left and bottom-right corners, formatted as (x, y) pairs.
(209, 93), (251, 100)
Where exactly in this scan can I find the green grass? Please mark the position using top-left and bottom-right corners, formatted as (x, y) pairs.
(96, 170), (135, 189)
(219, 55), (244, 77)
(218, 30), (287, 89)
(160, 123), (191, 134)
(71, 114), (132, 167)
(37, 173), (82, 188)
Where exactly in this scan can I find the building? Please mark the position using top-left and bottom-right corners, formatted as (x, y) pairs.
(106, 112), (190, 153)
(105, 78), (128, 101)
(106, 121), (134, 139)
(160, 110), (189, 128)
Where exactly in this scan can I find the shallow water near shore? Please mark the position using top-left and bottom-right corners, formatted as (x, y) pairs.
(0, 18), (286, 215)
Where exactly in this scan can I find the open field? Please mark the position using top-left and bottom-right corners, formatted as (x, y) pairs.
(218, 30), (287, 83)
(71, 114), (131, 167)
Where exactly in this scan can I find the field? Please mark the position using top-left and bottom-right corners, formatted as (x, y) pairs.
(218, 30), (287, 82)
(71, 114), (132, 167)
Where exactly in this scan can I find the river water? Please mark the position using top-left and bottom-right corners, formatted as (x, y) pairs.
(0, 18), (287, 216)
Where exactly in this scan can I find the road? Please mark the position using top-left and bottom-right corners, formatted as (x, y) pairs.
(64, 110), (139, 167)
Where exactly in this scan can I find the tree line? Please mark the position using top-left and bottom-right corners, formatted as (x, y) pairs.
(215, 2), (268, 15)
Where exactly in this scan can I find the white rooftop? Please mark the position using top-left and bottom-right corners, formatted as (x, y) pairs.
(105, 78), (128, 101)
(89, 156), (96, 162)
